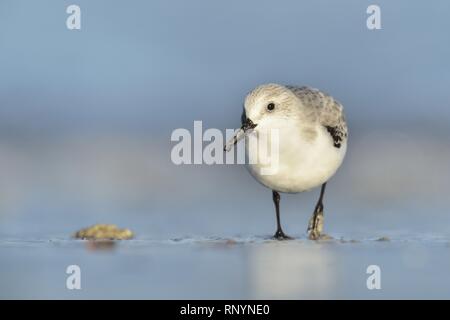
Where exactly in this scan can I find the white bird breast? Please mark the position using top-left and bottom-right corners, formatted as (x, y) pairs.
(245, 117), (346, 193)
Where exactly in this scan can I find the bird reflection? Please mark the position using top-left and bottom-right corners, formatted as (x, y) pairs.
(248, 243), (336, 299)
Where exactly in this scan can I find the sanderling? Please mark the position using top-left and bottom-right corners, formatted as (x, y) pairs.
(225, 84), (348, 240)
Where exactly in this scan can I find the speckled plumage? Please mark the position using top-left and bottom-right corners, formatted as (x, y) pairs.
(286, 86), (348, 148)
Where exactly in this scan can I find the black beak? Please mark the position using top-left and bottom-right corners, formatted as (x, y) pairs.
(241, 117), (257, 132)
(223, 117), (257, 152)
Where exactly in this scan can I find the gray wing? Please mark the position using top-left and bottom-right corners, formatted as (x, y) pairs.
(286, 86), (348, 148)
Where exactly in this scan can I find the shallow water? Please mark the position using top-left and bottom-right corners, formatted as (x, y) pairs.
(1, 233), (450, 299)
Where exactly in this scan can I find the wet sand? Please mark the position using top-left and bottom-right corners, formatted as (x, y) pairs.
(1, 234), (450, 299)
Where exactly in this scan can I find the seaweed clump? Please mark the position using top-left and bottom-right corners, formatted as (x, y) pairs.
(74, 224), (134, 240)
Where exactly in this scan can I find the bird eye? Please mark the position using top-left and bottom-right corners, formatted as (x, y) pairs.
(267, 103), (275, 111)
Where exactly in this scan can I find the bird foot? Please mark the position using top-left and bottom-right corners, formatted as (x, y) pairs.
(273, 230), (293, 240)
(307, 209), (324, 240)
(308, 232), (332, 241)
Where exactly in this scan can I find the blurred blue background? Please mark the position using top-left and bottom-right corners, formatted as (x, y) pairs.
(1, 0), (450, 299)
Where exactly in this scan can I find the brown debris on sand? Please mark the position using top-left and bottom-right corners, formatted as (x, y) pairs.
(74, 224), (134, 240)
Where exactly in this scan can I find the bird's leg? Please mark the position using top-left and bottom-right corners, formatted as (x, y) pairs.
(307, 183), (327, 240)
(272, 191), (292, 240)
